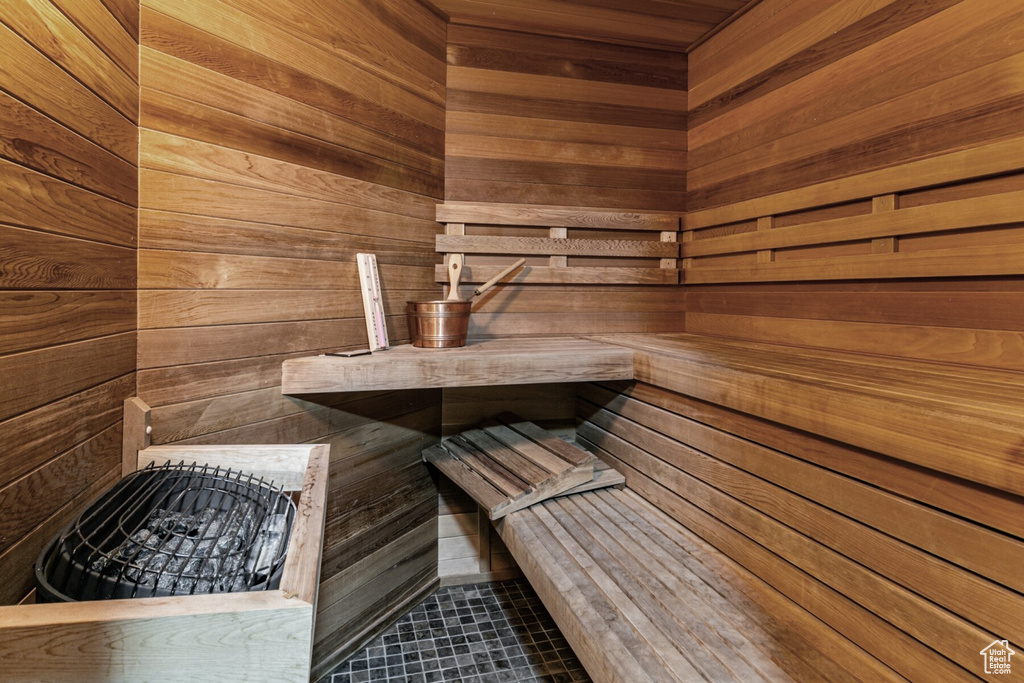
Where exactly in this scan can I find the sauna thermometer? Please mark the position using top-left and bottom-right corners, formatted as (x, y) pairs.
(356, 253), (389, 352)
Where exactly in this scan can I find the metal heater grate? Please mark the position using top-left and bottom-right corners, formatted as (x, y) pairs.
(35, 461), (297, 602)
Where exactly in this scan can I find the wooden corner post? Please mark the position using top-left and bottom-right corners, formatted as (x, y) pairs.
(122, 397), (152, 477)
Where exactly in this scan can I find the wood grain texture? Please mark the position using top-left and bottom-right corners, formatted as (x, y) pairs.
(282, 337), (634, 394)
(0, 0), (138, 605)
(578, 324), (1024, 678)
(136, 0), (445, 673)
(498, 488), (898, 682)
(442, 25), (684, 341)
(433, 0), (745, 50)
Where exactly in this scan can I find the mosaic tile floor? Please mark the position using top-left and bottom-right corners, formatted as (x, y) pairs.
(328, 579), (591, 682)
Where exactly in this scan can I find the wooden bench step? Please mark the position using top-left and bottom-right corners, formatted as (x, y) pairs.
(498, 488), (900, 682)
(423, 413), (611, 520)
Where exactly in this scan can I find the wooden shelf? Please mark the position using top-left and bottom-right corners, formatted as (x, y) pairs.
(281, 337), (634, 394)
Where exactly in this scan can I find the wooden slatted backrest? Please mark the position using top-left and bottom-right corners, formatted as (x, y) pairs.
(681, 138), (1024, 285)
(436, 202), (680, 288)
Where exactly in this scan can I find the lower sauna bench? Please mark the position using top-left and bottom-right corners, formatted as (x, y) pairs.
(497, 488), (894, 682)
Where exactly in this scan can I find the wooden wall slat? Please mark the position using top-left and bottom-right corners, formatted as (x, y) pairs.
(137, 0), (444, 673)
(0, 0), (137, 608)
(443, 26), (684, 340)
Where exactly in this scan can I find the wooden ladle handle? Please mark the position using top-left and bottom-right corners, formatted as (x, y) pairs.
(473, 258), (526, 297)
(446, 254), (464, 301)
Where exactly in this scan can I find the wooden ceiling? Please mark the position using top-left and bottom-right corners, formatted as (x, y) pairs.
(430, 0), (754, 51)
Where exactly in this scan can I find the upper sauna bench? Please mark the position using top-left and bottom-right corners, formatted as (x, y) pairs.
(280, 337), (634, 394)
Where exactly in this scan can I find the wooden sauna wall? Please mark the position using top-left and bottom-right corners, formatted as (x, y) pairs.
(576, 0), (1024, 678)
(684, 0), (1024, 367)
(438, 25), (688, 583)
(445, 24), (687, 339)
(0, 0), (138, 605)
(136, 1), (445, 674)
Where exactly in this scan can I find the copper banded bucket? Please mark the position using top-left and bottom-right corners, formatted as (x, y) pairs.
(406, 300), (471, 348)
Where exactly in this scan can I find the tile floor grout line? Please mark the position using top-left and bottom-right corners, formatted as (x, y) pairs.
(328, 578), (590, 683)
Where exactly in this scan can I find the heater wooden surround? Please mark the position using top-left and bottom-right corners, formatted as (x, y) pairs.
(0, 418), (329, 683)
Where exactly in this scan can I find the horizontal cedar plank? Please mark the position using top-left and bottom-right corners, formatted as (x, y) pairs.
(0, 158), (135, 247)
(468, 312), (685, 337)
(621, 345), (1024, 496)
(137, 317), (403, 368)
(445, 157), (687, 193)
(0, 333), (135, 422)
(0, 375), (130, 488)
(436, 202), (677, 230)
(177, 398), (436, 450)
(312, 558), (435, 671)
(689, 2), (1024, 165)
(5, 0), (137, 120)
(101, 0), (138, 40)
(354, 0), (446, 62)
(324, 463), (436, 547)
(470, 288), (687, 313)
(689, 0), (896, 110)
(446, 133), (685, 171)
(688, 0), (841, 83)
(282, 337), (634, 394)
(581, 407), (1024, 642)
(139, 15), (443, 158)
(596, 334), (1024, 417)
(437, 235), (677, 258)
(688, 0), (963, 129)
(690, 51), (1024, 190)
(0, 291), (135, 355)
(690, 93), (1024, 211)
(0, 423), (121, 557)
(0, 22), (135, 161)
(139, 130), (436, 220)
(318, 517), (436, 616)
(219, 0), (445, 102)
(685, 134), (1024, 229)
(50, 0), (139, 80)
(446, 24), (687, 90)
(684, 189), (1024, 257)
(590, 377), (1024, 545)
(136, 351), (355, 407)
(434, 264), (677, 285)
(446, 89), (686, 130)
(686, 312), (1024, 371)
(140, 170), (439, 243)
(0, 226), (135, 290)
(684, 242), (1024, 283)
(138, 289), (433, 328)
(587, 435), (972, 681)
(445, 177), (686, 213)
(683, 288), (1024, 331)
(435, 0), (708, 49)
(140, 85), (442, 198)
(0, 464), (120, 605)
(139, 250), (436, 290)
(0, 91), (136, 205)
(138, 211), (437, 265)
(448, 66), (686, 110)
(446, 111), (686, 151)
(143, 0), (444, 129)
(582, 388), (1024, 593)
(150, 387), (389, 445)
(586, 488), (897, 682)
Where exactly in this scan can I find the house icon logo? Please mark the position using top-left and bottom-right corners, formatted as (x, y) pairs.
(981, 640), (1015, 675)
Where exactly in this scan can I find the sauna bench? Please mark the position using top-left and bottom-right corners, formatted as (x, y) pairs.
(497, 488), (890, 681)
(280, 336), (634, 394)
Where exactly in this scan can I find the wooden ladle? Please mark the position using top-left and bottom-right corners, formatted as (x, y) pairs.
(446, 256), (526, 301)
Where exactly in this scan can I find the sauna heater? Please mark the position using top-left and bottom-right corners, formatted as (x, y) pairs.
(35, 461), (297, 602)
